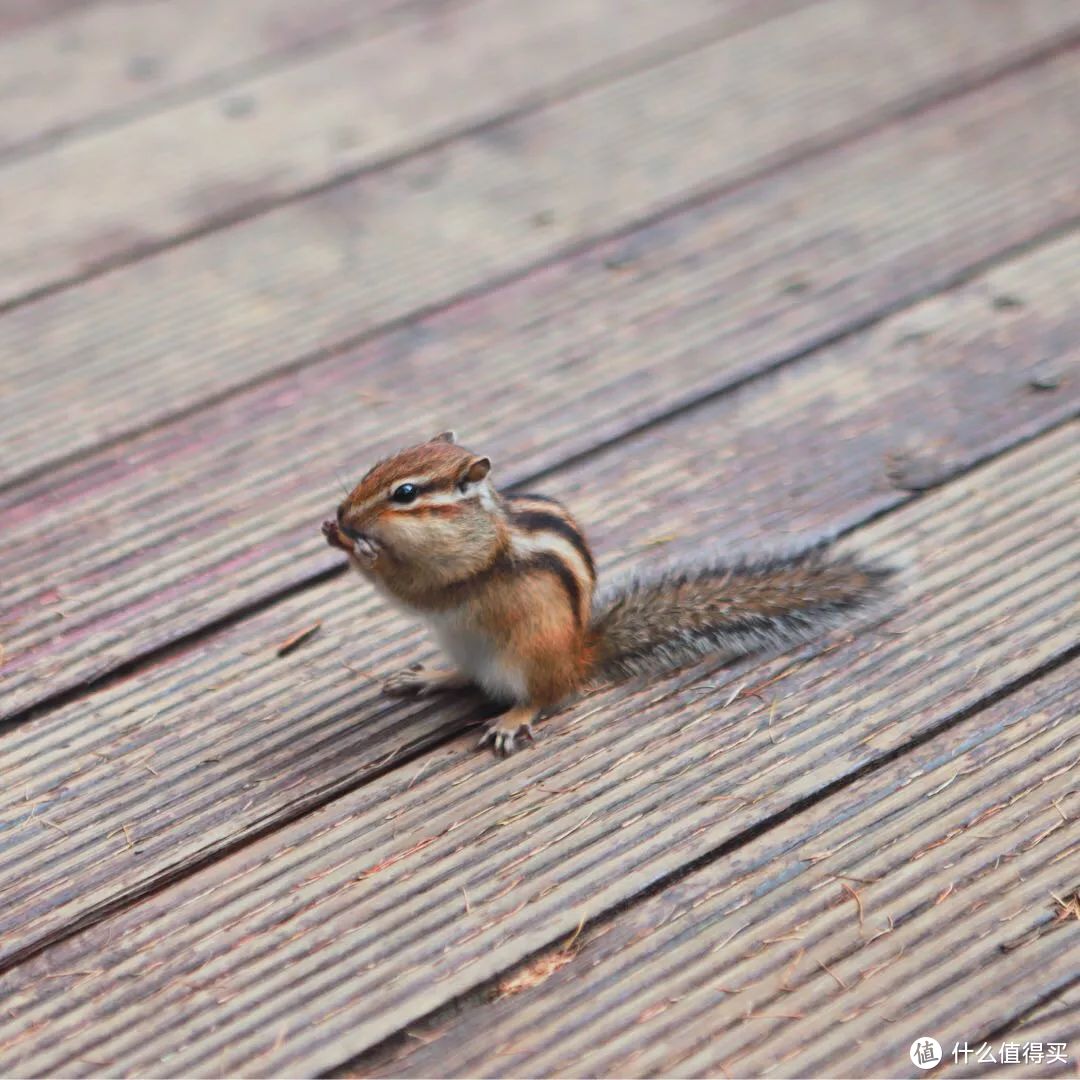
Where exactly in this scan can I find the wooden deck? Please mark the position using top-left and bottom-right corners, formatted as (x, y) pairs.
(0, 1), (1077, 1076)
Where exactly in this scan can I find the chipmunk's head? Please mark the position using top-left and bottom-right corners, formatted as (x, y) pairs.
(334, 432), (504, 593)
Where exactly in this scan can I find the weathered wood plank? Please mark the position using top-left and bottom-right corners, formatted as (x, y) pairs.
(351, 661), (1080, 1078)
(0, 0), (417, 157)
(3, 68), (1078, 721)
(0, 0), (91, 38)
(0, 0), (792, 305)
(0, 422), (1075, 1077)
(1, 6), (1076, 483)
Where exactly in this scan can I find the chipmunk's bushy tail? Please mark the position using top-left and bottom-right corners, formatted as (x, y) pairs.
(587, 540), (899, 684)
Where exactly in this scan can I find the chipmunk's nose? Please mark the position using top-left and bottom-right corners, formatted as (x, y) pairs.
(337, 505), (364, 542)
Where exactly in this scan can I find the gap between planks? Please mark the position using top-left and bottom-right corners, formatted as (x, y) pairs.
(0, 0), (805, 311)
(0, 0), (450, 165)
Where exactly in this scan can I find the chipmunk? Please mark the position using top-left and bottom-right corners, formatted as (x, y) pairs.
(323, 432), (896, 756)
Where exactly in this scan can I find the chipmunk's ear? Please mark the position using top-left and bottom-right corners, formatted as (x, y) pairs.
(431, 430), (456, 445)
(460, 456), (490, 487)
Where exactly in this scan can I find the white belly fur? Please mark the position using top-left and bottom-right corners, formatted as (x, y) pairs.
(424, 609), (527, 703)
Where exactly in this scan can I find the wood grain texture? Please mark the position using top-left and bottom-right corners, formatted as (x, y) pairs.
(3, 229), (1075, 967)
(0, 0), (792, 304)
(0, 422), (1075, 1077)
(2, 5), (1077, 484)
(2, 6), (1074, 1073)
(2, 427), (1071, 1080)
(352, 662), (1080, 1078)
(0, 0), (417, 157)
(3, 219), (1078, 722)
(15, 245), (1070, 962)
(0, 0), (91, 38)
(3, 71), (1079, 721)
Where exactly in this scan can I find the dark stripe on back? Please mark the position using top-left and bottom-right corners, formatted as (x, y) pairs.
(526, 551), (584, 625)
(431, 543), (584, 623)
(510, 507), (596, 578)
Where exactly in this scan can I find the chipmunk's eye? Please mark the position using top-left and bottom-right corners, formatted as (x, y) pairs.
(390, 483), (419, 504)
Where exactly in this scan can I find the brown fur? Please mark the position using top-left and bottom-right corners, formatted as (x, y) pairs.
(450, 561), (589, 708)
(339, 439), (505, 605)
(589, 545), (897, 683)
(353, 440), (466, 495)
(326, 437), (896, 755)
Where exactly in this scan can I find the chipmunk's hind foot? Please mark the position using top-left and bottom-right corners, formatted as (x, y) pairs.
(479, 705), (539, 757)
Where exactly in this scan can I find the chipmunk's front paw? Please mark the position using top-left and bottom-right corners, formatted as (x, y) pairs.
(322, 519), (350, 552)
(478, 707), (538, 757)
(382, 663), (429, 697)
(383, 664), (471, 698)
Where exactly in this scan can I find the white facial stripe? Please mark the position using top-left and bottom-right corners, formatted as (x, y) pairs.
(353, 476), (441, 515)
(383, 475), (434, 506)
(474, 477), (498, 513)
(352, 474), (492, 514)
(387, 476), (496, 511)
